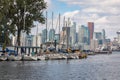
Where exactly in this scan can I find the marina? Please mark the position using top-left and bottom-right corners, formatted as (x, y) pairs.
(0, 0), (120, 80)
(0, 52), (120, 80)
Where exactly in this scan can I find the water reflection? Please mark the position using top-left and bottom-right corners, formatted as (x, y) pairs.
(0, 52), (120, 80)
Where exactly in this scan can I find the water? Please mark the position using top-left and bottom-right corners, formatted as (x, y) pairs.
(0, 52), (120, 80)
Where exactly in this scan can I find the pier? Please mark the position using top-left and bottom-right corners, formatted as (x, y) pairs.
(15, 46), (40, 54)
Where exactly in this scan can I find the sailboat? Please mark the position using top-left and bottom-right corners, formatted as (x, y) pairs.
(23, 54), (38, 61)
(0, 53), (7, 61)
(7, 55), (22, 61)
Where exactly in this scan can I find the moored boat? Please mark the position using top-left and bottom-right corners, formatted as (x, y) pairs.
(7, 55), (22, 61)
(0, 56), (7, 61)
(37, 55), (46, 60)
(23, 55), (38, 61)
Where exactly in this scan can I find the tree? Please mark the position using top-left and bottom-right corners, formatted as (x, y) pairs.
(0, 0), (47, 46)
(0, 0), (16, 50)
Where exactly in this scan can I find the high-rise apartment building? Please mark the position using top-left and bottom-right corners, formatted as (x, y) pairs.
(88, 22), (94, 40)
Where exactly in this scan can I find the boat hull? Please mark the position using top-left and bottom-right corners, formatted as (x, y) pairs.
(7, 55), (22, 61)
(0, 56), (7, 61)
(23, 55), (38, 61)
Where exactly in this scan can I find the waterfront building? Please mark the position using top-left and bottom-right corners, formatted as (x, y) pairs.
(25, 34), (42, 47)
(25, 35), (34, 46)
(21, 32), (27, 46)
(62, 27), (70, 48)
(78, 25), (84, 44)
(94, 32), (103, 45)
(88, 22), (94, 40)
(117, 30), (120, 45)
(112, 38), (118, 50)
(54, 34), (60, 43)
(60, 31), (66, 45)
(49, 29), (55, 42)
(32, 33), (42, 47)
(90, 39), (98, 51)
(42, 29), (47, 44)
(102, 29), (106, 44)
(70, 22), (76, 47)
(83, 26), (89, 45)
(78, 25), (89, 49)
(75, 32), (78, 44)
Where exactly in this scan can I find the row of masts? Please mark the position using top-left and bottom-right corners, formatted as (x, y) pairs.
(34, 11), (70, 49)
(45, 11), (61, 43)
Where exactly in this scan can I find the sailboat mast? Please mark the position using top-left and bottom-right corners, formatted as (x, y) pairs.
(59, 13), (60, 44)
(63, 16), (65, 46)
(36, 24), (38, 47)
(52, 12), (54, 42)
(67, 18), (70, 49)
(52, 12), (53, 30)
(46, 11), (48, 42)
(66, 19), (68, 49)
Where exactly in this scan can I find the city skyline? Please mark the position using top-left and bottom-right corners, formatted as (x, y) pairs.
(31, 0), (120, 40)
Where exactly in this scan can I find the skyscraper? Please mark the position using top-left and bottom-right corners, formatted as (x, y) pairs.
(62, 27), (70, 48)
(42, 29), (47, 43)
(49, 29), (55, 42)
(102, 29), (106, 44)
(94, 32), (103, 45)
(88, 22), (94, 40)
(70, 22), (76, 47)
(78, 25), (89, 45)
(78, 25), (84, 44)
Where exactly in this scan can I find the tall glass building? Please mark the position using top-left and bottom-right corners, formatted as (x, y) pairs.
(70, 22), (76, 47)
(94, 32), (103, 45)
(102, 29), (106, 44)
(78, 25), (89, 45)
(42, 29), (47, 44)
(49, 29), (55, 42)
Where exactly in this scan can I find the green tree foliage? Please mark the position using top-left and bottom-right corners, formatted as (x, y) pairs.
(0, 0), (46, 47)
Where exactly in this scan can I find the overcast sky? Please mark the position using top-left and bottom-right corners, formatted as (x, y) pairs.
(31, 0), (120, 40)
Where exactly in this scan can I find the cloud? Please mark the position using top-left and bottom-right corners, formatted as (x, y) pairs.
(62, 10), (80, 18)
(31, 0), (120, 40)
(59, 0), (120, 39)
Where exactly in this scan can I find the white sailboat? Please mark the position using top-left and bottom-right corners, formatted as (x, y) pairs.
(37, 55), (46, 60)
(0, 55), (7, 61)
(23, 55), (38, 61)
(0, 52), (8, 61)
(7, 55), (22, 61)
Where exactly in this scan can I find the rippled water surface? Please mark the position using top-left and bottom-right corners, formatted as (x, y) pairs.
(0, 52), (120, 80)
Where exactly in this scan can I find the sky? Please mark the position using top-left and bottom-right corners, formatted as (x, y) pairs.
(31, 0), (120, 40)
